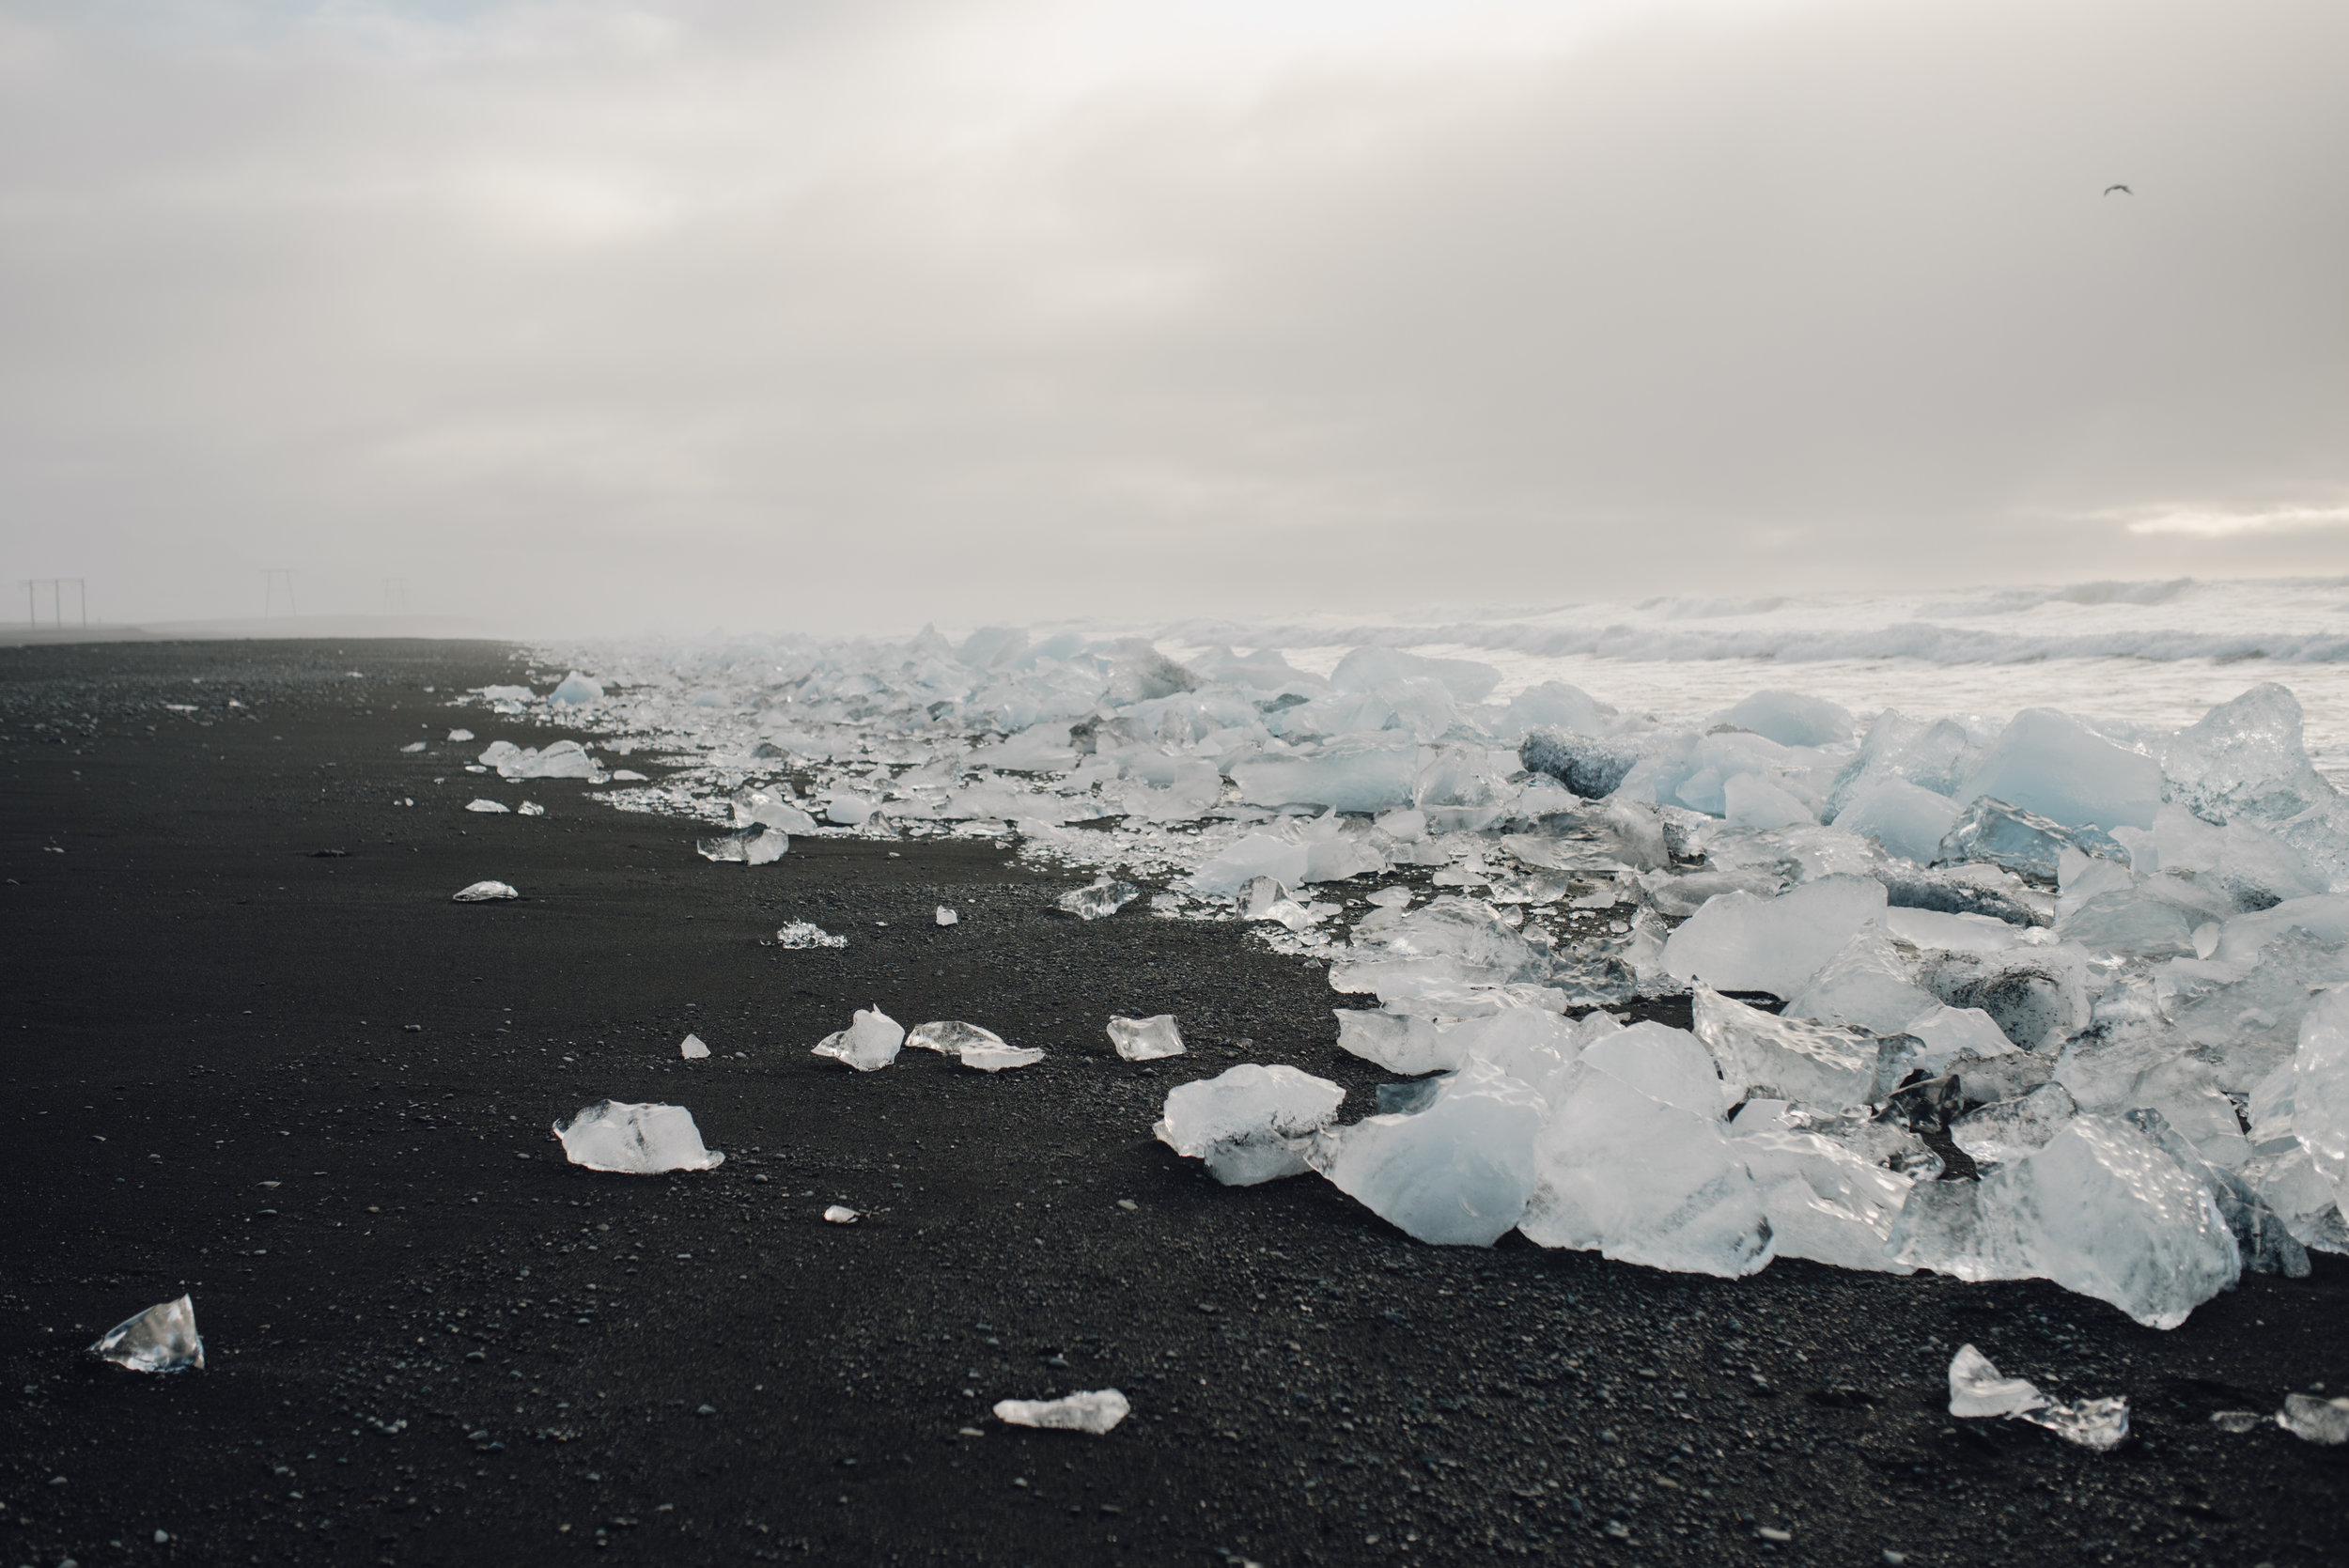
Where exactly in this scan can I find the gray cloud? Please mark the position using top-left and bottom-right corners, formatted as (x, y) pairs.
(1, 0), (2342, 633)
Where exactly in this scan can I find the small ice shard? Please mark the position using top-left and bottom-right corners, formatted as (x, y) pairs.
(447, 728), (474, 742)
(1060, 877), (1143, 920)
(2279, 1393), (2349, 1445)
(1155, 1063), (1345, 1185)
(2026, 1397), (2131, 1451)
(679, 1032), (709, 1060)
(613, 768), (648, 781)
(823, 1204), (861, 1225)
(1108, 1015), (1185, 1061)
(451, 880), (518, 902)
(552, 1101), (725, 1173)
(936, 906), (959, 926)
(1947, 1343), (2046, 1418)
(548, 671), (603, 706)
(88, 1295), (204, 1374)
(993, 1389), (1131, 1435)
(465, 799), (510, 814)
(813, 1006), (905, 1071)
(775, 921), (848, 949)
(399, 740), (426, 753)
(697, 824), (787, 864)
(2208, 1409), (2269, 1435)
(906, 1020), (1043, 1071)
(517, 801), (546, 817)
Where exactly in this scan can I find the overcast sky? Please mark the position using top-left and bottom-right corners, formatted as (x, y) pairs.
(2, 0), (2343, 634)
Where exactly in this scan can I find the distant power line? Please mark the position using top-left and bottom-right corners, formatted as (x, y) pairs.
(262, 568), (298, 617)
(20, 578), (86, 627)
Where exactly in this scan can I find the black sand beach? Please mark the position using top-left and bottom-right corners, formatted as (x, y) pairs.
(3, 639), (2343, 1568)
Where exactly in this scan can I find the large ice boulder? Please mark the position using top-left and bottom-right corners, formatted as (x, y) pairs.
(1957, 708), (2161, 831)
(1329, 646), (1501, 705)
(1736, 1129), (1916, 1273)
(1155, 1064), (1346, 1186)
(1504, 681), (1616, 739)
(1315, 1062), (1545, 1246)
(1711, 690), (1855, 749)
(2160, 684), (2339, 827)
(1660, 874), (1888, 1000)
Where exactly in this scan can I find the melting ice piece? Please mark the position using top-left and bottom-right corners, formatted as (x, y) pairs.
(1319, 1061), (1546, 1246)
(2209, 1410), (2269, 1435)
(88, 1295), (204, 1374)
(1947, 1343), (2046, 1417)
(1736, 1130), (1916, 1273)
(697, 825), (787, 864)
(906, 1020), (1043, 1071)
(1108, 1015), (1185, 1060)
(1060, 877), (1143, 920)
(775, 921), (848, 949)
(447, 728), (474, 742)
(517, 801), (546, 817)
(400, 740), (426, 753)
(679, 1032), (710, 1060)
(552, 1101), (725, 1173)
(1155, 1063), (1345, 1185)
(2025, 1397), (2131, 1451)
(993, 1389), (1131, 1435)
(813, 1006), (905, 1071)
(936, 906), (959, 926)
(823, 1204), (860, 1225)
(451, 880), (519, 902)
(465, 799), (511, 814)
(2279, 1393), (2349, 1445)
(1690, 986), (1877, 1108)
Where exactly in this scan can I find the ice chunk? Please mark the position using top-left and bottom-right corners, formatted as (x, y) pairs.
(447, 728), (474, 741)
(516, 800), (546, 816)
(1947, 1343), (2044, 1417)
(1691, 986), (1878, 1108)
(488, 738), (599, 781)
(552, 1101), (725, 1173)
(1192, 835), (1310, 897)
(1951, 1082), (2078, 1166)
(1712, 689), (1855, 748)
(465, 799), (511, 814)
(2294, 989), (2349, 1211)
(993, 1389), (1131, 1435)
(1521, 1063), (1771, 1275)
(824, 792), (876, 827)
(679, 1032), (710, 1060)
(1331, 894), (1552, 993)
(2209, 1409), (2268, 1434)
(1737, 1130), (1915, 1272)
(1881, 907), (2020, 955)
(1958, 708), (2161, 831)
(906, 1019), (1042, 1071)
(400, 739), (426, 753)
(1835, 779), (1961, 864)
(477, 683), (535, 704)
(451, 880), (518, 902)
(1108, 1015), (1185, 1060)
(1230, 735), (1424, 813)
(1059, 877), (1142, 920)
(813, 1006), (905, 1072)
(1517, 728), (1639, 800)
(823, 1204), (860, 1224)
(1660, 875), (1887, 1000)
(774, 921), (848, 949)
(549, 671), (603, 706)
(1317, 1061), (1545, 1246)
(1155, 1063), (1345, 1185)
(1330, 645), (1500, 704)
(1917, 945), (2089, 1051)
(1904, 1004), (2019, 1068)
(87, 1296), (204, 1374)
(1332, 1008), (1459, 1076)
(2279, 1393), (2349, 1445)
(1723, 772), (1816, 830)
(696, 824), (788, 864)
(1783, 928), (1938, 1034)
(936, 906), (959, 926)
(2160, 683), (2339, 828)
(1503, 680), (1615, 739)
(1578, 1019), (1727, 1117)
(734, 788), (818, 834)
(2123, 1108), (2310, 1277)
(1936, 797), (2118, 881)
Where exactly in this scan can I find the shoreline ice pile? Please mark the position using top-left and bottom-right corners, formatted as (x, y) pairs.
(467, 616), (2349, 1327)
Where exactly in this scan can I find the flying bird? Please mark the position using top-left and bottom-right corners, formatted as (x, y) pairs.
(2103, 183), (2132, 195)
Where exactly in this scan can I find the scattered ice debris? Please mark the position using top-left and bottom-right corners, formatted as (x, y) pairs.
(2279, 1393), (2349, 1445)
(88, 1296), (204, 1374)
(1155, 1064), (1345, 1185)
(549, 671), (604, 706)
(679, 1032), (710, 1060)
(400, 740), (426, 753)
(1107, 1015), (1185, 1061)
(465, 799), (510, 814)
(552, 1101), (724, 1173)
(1946, 1345), (2128, 1449)
(936, 906), (959, 926)
(775, 921), (848, 949)
(451, 880), (519, 902)
(447, 728), (474, 742)
(907, 1019), (1042, 1071)
(993, 1389), (1130, 1435)
(697, 824), (787, 864)
(517, 801), (546, 817)
(823, 1204), (861, 1225)
(1060, 877), (1143, 921)
(813, 1006), (905, 1071)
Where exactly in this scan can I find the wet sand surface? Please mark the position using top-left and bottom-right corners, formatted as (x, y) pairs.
(2, 639), (2343, 1568)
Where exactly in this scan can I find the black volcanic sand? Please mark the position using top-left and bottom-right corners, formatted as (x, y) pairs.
(2, 639), (2344, 1568)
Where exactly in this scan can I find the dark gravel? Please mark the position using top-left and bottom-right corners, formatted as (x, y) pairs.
(2, 638), (2344, 1568)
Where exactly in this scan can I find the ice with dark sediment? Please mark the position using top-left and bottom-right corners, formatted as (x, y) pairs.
(480, 626), (2349, 1325)
(552, 1101), (725, 1173)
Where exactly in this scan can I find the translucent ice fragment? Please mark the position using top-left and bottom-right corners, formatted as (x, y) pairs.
(1577, 1019), (1727, 1117)
(1108, 1015), (1185, 1061)
(447, 728), (474, 742)
(1951, 1083), (2078, 1166)
(774, 921), (848, 949)
(679, 1032), (710, 1060)
(697, 825), (787, 864)
(2208, 1409), (2268, 1435)
(1783, 928), (1938, 1034)
(1156, 1063), (1346, 1185)
(906, 1020), (1042, 1071)
(824, 1204), (860, 1224)
(813, 1007), (905, 1072)
(552, 1101), (724, 1173)
(1059, 877), (1143, 920)
(2023, 1397), (2130, 1451)
(1738, 1130), (1916, 1273)
(1712, 689), (1855, 749)
(88, 1295), (204, 1374)
(2294, 989), (2349, 1211)
(465, 799), (511, 814)
(1690, 986), (1877, 1109)
(451, 880), (518, 902)
(824, 792), (875, 826)
(1936, 798), (2117, 881)
(516, 801), (545, 817)
(1947, 1343), (2046, 1418)
(548, 671), (603, 706)
(2279, 1393), (2349, 1445)
(1660, 875), (1888, 1001)
(1318, 1061), (1545, 1246)
(1723, 772), (1816, 830)
(400, 740), (426, 753)
(993, 1389), (1130, 1435)
(1957, 708), (2162, 832)
(1834, 779), (1961, 864)
(936, 906), (959, 926)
